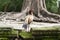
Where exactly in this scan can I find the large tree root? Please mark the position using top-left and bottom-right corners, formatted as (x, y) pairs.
(33, 8), (60, 23)
(1, 7), (60, 23)
(1, 0), (60, 23)
(0, 6), (30, 21)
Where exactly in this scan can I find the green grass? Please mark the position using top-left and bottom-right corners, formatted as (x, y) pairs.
(11, 29), (17, 35)
(19, 31), (32, 38)
(0, 26), (60, 40)
(0, 38), (9, 40)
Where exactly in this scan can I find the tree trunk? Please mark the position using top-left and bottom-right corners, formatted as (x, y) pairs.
(3, 0), (60, 23)
(20, 0), (60, 23)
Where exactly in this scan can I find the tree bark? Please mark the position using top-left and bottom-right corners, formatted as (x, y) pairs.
(3, 0), (60, 23)
(15, 0), (60, 23)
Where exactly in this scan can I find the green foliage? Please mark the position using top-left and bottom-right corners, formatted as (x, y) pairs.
(0, 0), (58, 13)
(0, 0), (10, 11)
(0, 0), (23, 12)
(7, 0), (23, 12)
(46, 0), (58, 13)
